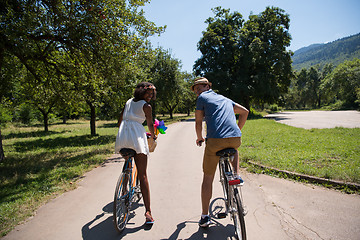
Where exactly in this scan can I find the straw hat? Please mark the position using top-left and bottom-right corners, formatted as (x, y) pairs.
(191, 77), (212, 91)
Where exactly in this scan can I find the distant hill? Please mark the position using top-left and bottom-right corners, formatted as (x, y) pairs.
(292, 33), (360, 71)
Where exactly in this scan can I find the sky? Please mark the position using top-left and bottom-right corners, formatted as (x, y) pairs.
(141, 0), (360, 73)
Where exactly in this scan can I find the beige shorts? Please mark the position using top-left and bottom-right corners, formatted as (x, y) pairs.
(203, 137), (241, 175)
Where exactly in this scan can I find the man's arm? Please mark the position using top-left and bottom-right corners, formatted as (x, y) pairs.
(195, 110), (205, 146)
(233, 103), (249, 130)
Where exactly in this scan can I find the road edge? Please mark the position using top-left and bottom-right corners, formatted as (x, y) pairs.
(247, 161), (360, 192)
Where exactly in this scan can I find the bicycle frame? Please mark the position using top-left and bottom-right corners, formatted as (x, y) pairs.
(120, 156), (138, 201)
(219, 156), (235, 214)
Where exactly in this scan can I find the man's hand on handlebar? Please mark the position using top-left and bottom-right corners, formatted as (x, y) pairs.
(196, 138), (204, 146)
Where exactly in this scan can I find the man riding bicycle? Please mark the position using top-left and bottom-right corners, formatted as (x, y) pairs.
(192, 77), (249, 227)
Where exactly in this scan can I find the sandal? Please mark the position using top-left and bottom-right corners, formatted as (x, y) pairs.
(145, 211), (154, 225)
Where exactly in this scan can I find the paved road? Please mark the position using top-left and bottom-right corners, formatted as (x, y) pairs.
(3, 119), (360, 240)
(265, 110), (360, 129)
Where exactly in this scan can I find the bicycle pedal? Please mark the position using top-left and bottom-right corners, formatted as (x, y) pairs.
(217, 213), (227, 219)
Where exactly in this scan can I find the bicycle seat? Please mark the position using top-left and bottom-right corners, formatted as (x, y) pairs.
(216, 148), (237, 157)
(120, 148), (136, 157)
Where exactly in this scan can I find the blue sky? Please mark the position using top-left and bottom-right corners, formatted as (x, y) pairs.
(141, 0), (360, 73)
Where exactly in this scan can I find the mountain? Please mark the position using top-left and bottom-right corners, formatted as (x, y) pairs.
(292, 33), (360, 71)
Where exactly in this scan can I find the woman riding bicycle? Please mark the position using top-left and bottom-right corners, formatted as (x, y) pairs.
(115, 82), (157, 225)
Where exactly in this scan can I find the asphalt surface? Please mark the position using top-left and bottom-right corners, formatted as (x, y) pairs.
(265, 110), (360, 129)
(3, 112), (360, 240)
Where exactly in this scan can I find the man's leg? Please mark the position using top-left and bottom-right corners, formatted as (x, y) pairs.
(201, 173), (215, 215)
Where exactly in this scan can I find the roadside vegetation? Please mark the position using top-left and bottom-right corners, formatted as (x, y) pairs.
(240, 118), (360, 190)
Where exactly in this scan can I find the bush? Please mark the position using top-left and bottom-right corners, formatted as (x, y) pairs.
(248, 107), (263, 119)
(15, 104), (35, 125)
(269, 104), (279, 112)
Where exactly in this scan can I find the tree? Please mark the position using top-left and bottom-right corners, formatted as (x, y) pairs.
(307, 67), (321, 108)
(324, 58), (360, 108)
(194, 6), (293, 110)
(1, 0), (164, 135)
(151, 49), (184, 119)
(177, 72), (197, 115)
(194, 7), (247, 106)
(0, 52), (22, 161)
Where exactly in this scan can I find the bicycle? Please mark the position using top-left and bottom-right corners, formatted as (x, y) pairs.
(216, 148), (247, 240)
(113, 148), (142, 233)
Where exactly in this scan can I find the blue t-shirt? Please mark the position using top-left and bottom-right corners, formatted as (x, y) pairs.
(196, 89), (242, 138)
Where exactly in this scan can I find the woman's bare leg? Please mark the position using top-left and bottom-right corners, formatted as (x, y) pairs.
(134, 153), (151, 215)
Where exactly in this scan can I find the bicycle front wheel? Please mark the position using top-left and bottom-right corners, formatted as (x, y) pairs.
(231, 187), (246, 240)
(113, 172), (131, 233)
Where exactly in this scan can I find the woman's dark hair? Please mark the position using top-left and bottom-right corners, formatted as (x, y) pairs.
(133, 82), (156, 101)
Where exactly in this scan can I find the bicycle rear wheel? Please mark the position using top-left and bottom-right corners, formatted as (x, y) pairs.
(231, 187), (246, 240)
(113, 172), (131, 232)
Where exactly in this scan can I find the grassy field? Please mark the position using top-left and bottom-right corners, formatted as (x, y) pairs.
(240, 119), (360, 184)
(0, 114), (359, 236)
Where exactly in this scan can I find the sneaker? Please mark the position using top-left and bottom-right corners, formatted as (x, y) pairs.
(199, 215), (211, 228)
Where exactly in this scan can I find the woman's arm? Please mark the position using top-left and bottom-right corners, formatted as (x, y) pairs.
(117, 107), (125, 128)
(143, 103), (157, 139)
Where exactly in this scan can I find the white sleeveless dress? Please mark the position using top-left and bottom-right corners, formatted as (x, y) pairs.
(115, 98), (149, 155)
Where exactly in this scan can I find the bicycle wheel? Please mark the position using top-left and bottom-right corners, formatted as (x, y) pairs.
(231, 187), (247, 240)
(113, 171), (131, 233)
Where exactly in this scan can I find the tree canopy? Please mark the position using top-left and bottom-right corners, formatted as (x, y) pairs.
(0, 0), (165, 134)
(194, 6), (293, 109)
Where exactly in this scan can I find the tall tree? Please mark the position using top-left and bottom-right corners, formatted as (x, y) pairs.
(151, 49), (183, 119)
(0, 0), (164, 135)
(194, 7), (247, 106)
(194, 6), (293, 109)
(0, 51), (22, 161)
(324, 58), (360, 108)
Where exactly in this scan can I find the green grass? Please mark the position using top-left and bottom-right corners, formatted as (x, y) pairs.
(0, 120), (118, 236)
(240, 119), (360, 184)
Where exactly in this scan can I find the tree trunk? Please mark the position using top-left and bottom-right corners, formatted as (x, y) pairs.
(0, 128), (4, 162)
(43, 112), (49, 132)
(62, 113), (67, 124)
(89, 103), (97, 136)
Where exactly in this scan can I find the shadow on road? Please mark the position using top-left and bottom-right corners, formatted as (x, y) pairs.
(82, 199), (237, 240)
(161, 220), (237, 240)
(81, 201), (150, 240)
(162, 197), (237, 240)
